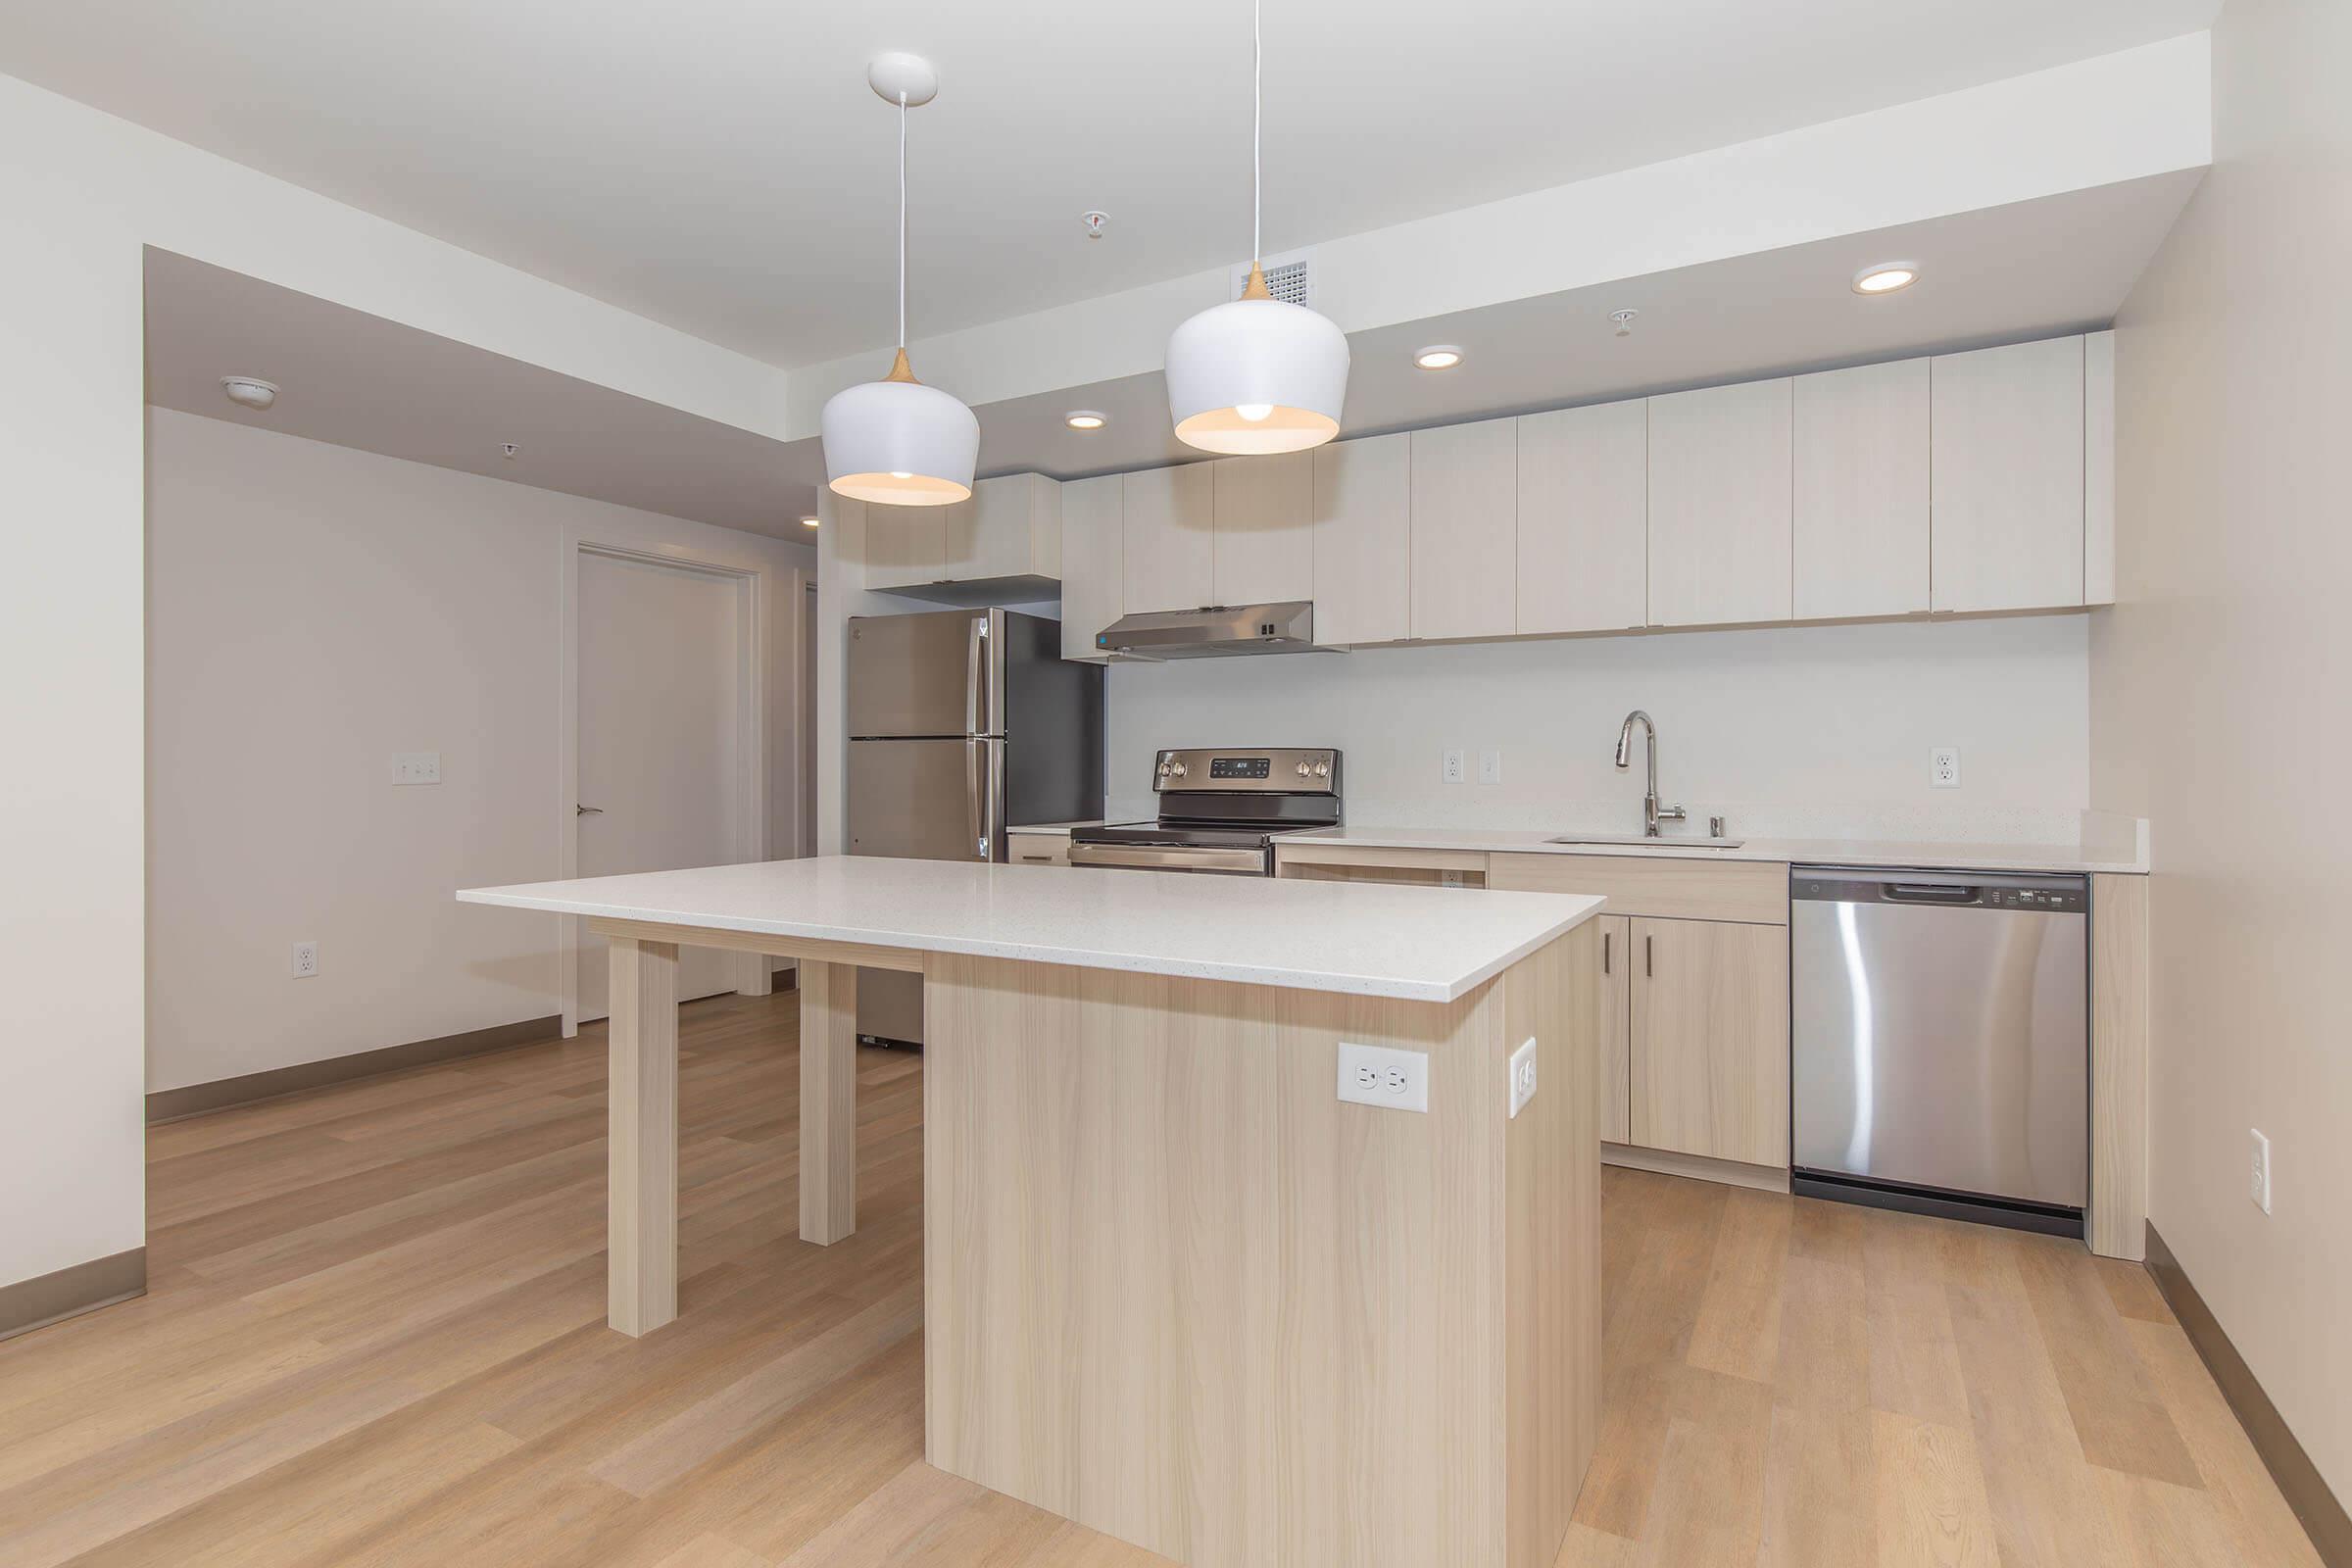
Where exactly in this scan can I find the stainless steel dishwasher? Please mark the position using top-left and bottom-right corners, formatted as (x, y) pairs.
(1790, 867), (2088, 1235)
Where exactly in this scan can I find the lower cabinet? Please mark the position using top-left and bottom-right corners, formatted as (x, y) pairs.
(1628, 916), (1788, 1166)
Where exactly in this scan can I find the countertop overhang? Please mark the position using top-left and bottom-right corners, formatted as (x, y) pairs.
(459, 857), (1605, 1004)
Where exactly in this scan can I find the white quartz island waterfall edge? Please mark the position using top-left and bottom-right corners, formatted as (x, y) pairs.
(458, 855), (1606, 1004)
(456, 855), (1608, 1568)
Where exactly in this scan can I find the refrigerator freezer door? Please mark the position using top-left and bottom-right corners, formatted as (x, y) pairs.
(846, 609), (1000, 739)
(847, 738), (1004, 861)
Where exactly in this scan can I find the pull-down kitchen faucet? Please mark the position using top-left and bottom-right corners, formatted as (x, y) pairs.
(1614, 710), (1687, 838)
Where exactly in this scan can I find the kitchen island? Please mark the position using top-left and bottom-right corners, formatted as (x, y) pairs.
(460, 857), (1605, 1568)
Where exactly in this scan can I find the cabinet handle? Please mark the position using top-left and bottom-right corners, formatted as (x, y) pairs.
(1603, 931), (1611, 974)
(1645, 934), (1653, 978)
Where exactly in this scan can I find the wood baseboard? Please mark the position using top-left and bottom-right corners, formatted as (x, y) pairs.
(0, 1247), (146, 1343)
(146, 1014), (562, 1124)
(1601, 1142), (1791, 1194)
(2146, 1221), (2350, 1567)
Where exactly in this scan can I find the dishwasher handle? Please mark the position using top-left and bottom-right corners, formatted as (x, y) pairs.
(1883, 882), (1982, 906)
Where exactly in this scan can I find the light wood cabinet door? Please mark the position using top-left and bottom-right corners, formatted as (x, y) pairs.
(1596, 913), (1633, 1145)
(1630, 916), (1788, 1166)
(1058, 474), (1124, 662)
(1212, 452), (1313, 606)
(2084, 329), (2116, 606)
(949, 473), (1060, 583)
(1409, 417), (1517, 641)
(1930, 335), (2086, 612)
(1793, 359), (1930, 619)
(861, 499), (953, 591)
(1646, 378), (1793, 627)
(1123, 464), (1215, 613)
(1516, 401), (1647, 634)
(1310, 433), (1411, 645)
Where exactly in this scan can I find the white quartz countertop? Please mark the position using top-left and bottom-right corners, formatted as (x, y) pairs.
(459, 857), (1604, 1003)
(1285, 825), (2149, 875)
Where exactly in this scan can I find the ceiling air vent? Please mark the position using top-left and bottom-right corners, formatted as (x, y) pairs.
(1230, 247), (1318, 307)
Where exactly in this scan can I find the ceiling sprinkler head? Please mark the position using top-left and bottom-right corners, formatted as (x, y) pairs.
(501, 443), (520, 460)
(1610, 309), (1639, 338)
(1082, 210), (1109, 240)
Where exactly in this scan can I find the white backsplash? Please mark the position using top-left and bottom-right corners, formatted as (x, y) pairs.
(1105, 614), (2096, 846)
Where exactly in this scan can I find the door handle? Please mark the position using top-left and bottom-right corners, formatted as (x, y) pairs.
(1602, 931), (1611, 974)
(1645, 934), (1653, 978)
(575, 804), (604, 816)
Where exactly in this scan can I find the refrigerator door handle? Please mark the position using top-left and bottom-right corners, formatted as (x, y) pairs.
(965, 614), (988, 738)
(967, 738), (998, 860)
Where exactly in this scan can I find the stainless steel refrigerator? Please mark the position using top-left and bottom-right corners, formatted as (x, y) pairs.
(845, 607), (1102, 1044)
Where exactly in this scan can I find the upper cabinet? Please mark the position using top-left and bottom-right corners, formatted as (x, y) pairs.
(1410, 418), (1518, 641)
(1040, 331), (2117, 662)
(860, 473), (1061, 604)
(1516, 401), (1647, 636)
(1123, 464), (1215, 614)
(1646, 378), (1794, 628)
(1311, 434), (1412, 646)
(1211, 451), (1314, 606)
(861, 499), (952, 592)
(1793, 359), (1931, 620)
(1058, 474), (1124, 663)
(1931, 336), (2086, 613)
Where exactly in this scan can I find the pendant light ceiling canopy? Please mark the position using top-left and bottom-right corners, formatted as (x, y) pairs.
(822, 52), (979, 507)
(1165, 0), (1348, 456)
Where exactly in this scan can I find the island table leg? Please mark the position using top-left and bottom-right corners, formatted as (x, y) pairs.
(607, 935), (679, 1336)
(799, 958), (858, 1244)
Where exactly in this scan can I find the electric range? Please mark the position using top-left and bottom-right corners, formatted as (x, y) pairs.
(1067, 747), (1341, 876)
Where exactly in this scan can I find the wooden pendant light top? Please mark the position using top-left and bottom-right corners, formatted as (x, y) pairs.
(884, 346), (920, 384)
(1241, 263), (1271, 301)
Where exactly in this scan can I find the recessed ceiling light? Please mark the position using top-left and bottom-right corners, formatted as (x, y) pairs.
(1065, 411), (1107, 430)
(1852, 262), (1921, 296)
(1412, 346), (1464, 370)
(800, 515), (820, 528)
(220, 375), (278, 411)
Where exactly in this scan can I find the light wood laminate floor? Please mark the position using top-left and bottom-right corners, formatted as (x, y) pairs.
(0, 992), (2320, 1567)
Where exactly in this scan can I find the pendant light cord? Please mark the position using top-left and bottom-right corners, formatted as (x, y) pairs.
(1251, 0), (1262, 268)
(897, 92), (909, 349)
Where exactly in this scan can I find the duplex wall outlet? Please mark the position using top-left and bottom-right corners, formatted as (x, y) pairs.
(1930, 747), (1961, 789)
(2250, 1128), (2272, 1213)
(1337, 1042), (1429, 1114)
(1442, 749), (1466, 784)
(291, 941), (319, 979)
(393, 752), (442, 786)
(1507, 1036), (1539, 1119)
(1478, 749), (1503, 786)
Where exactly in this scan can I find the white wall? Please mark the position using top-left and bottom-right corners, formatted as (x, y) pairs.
(1107, 615), (2091, 838)
(144, 410), (809, 1094)
(2091, 0), (2352, 1501)
(0, 69), (794, 1294)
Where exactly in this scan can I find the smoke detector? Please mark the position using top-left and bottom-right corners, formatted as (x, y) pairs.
(220, 376), (278, 411)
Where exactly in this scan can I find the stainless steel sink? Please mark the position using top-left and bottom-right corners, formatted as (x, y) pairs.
(1545, 834), (1745, 850)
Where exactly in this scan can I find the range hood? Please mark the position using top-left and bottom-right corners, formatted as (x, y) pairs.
(1093, 601), (1335, 660)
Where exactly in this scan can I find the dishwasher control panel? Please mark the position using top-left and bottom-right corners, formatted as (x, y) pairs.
(1984, 886), (2084, 911)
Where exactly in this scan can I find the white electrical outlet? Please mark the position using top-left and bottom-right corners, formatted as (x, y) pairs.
(1442, 749), (1466, 784)
(1440, 869), (1466, 889)
(2250, 1129), (2272, 1213)
(393, 752), (442, 786)
(291, 941), (318, 979)
(1337, 1042), (1429, 1114)
(1507, 1036), (1539, 1119)
(1478, 749), (1503, 786)
(1930, 747), (1961, 789)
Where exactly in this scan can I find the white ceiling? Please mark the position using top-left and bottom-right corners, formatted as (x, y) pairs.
(8, 0), (2216, 369)
(143, 250), (815, 539)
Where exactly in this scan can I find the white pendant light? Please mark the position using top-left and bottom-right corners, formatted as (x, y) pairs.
(822, 54), (979, 507)
(1165, 0), (1348, 456)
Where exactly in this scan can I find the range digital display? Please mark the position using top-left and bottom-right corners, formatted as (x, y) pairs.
(1208, 757), (1272, 779)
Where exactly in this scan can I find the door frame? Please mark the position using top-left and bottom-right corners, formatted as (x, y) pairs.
(560, 540), (772, 1034)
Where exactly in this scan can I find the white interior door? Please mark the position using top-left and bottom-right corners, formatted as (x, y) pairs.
(576, 552), (745, 1021)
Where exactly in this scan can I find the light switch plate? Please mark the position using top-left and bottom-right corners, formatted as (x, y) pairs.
(2250, 1128), (2272, 1212)
(393, 752), (442, 786)
(1478, 749), (1503, 786)
(1337, 1042), (1429, 1114)
(1507, 1036), (1539, 1118)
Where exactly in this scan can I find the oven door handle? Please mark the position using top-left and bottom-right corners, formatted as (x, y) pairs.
(1067, 842), (1269, 874)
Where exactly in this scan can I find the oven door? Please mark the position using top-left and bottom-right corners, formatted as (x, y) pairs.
(1067, 841), (1271, 875)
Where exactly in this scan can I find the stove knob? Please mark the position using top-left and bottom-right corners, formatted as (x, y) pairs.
(1296, 760), (1312, 777)
(1312, 760), (1331, 778)
(1156, 760), (1172, 778)
(1167, 760), (1188, 779)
